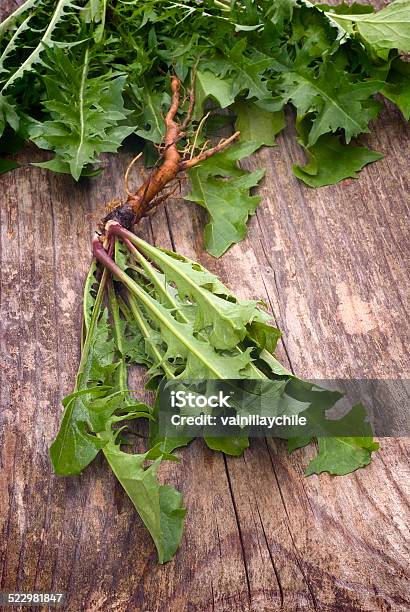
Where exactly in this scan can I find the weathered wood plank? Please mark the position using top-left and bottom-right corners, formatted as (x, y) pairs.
(0, 1), (409, 610)
(161, 101), (410, 611)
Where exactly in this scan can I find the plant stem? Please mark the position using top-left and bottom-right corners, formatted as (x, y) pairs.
(127, 294), (176, 380)
(106, 222), (266, 380)
(107, 276), (129, 398)
(75, 262), (108, 392)
(123, 237), (189, 319)
(92, 235), (235, 379)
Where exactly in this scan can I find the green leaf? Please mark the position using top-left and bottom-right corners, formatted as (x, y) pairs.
(382, 59), (410, 120)
(0, 0), (39, 38)
(328, 0), (410, 58)
(1, 0), (80, 93)
(87, 0), (108, 43)
(281, 387), (379, 475)
(0, 158), (19, 174)
(0, 93), (19, 137)
(127, 295), (180, 381)
(50, 266), (115, 475)
(50, 387), (106, 476)
(0, 15), (33, 80)
(113, 263), (256, 380)
(51, 257), (183, 563)
(234, 101), (285, 148)
(0, 0), (391, 184)
(148, 390), (193, 453)
(130, 238), (263, 350)
(293, 132), (383, 188)
(186, 141), (265, 257)
(306, 437), (379, 476)
(246, 320), (282, 353)
(133, 82), (168, 144)
(277, 60), (383, 145)
(225, 39), (272, 103)
(289, 0), (349, 53)
(32, 158), (103, 178)
(49, 315), (115, 475)
(287, 436), (312, 452)
(103, 443), (185, 563)
(29, 47), (134, 180)
(318, 3), (374, 16)
(204, 434), (249, 456)
(194, 69), (236, 117)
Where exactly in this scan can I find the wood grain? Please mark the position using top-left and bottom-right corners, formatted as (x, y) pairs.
(0, 1), (409, 610)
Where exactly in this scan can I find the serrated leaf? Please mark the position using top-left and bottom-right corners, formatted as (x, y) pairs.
(306, 436), (379, 476)
(382, 58), (410, 120)
(277, 60), (382, 145)
(194, 69), (236, 117)
(130, 237), (262, 350)
(50, 300), (116, 475)
(109, 240), (267, 381)
(292, 0), (349, 52)
(0, 93), (19, 137)
(29, 47), (134, 180)
(328, 0), (410, 58)
(133, 82), (169, 143)
(122, 272), (256, 379)
(103, 443), (185, 563)
(0, 14), (33, 79)
(51, 255), (183, 563)
(226, 39), (272, 102)
(110, 240), (377, 482)
(234, 100), (285, 147)
(293, 131), (383, 187)
(0, 0), (39, 38)
(246, 320), (282, 353)
(127, 296), (179, 380)
(186, 141), (265, 257)
(50, 261), (120, 475)
(282, 387), (379, 475)
(1, 0), (80, 92)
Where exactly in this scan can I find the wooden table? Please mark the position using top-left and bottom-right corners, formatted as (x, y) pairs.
(1, 2), (409, 610)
